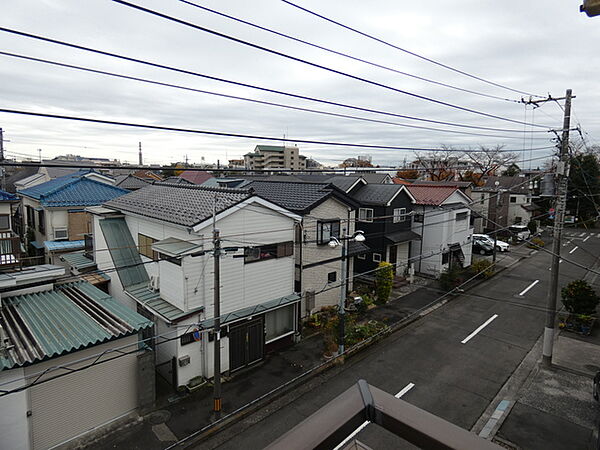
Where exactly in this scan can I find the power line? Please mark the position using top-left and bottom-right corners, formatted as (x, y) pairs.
(0, 51), (550, 141)
(0, 26), (552, 134)
(0, 108), (558, 153)
(178, 0), (520, 104)
(279, 0), (545, 99)
(112, 0), (546, 128)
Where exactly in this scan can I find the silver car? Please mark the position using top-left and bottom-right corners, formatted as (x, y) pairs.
(473, 234), (510, 252)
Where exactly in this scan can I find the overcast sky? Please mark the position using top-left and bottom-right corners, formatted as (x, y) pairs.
(0, 0), (598, 167)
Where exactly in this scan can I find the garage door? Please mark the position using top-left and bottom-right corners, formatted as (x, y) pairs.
(26, 338), (139, 450)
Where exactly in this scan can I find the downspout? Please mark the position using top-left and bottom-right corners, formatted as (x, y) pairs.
(346, 209), (351, 295)
(419, 205), (425, 273)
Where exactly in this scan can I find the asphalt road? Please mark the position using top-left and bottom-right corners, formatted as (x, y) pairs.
(198, 230), (600, 449)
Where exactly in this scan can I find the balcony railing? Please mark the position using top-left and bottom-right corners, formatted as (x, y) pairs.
(0, 231), (22, 266)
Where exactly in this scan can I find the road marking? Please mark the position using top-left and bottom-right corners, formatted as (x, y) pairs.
(518, 279), (540, 296)
(580, 232), (586, 237)
(334, 382), (415, 449)
(584, 236), (590, 242)
(461, 315), (498, 344)
(569, 246), (578, 254)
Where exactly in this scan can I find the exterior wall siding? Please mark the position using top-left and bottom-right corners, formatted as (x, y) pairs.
(0, 367), (29, 450)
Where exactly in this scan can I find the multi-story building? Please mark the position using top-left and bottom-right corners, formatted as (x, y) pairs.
(244, 145), (307, 171)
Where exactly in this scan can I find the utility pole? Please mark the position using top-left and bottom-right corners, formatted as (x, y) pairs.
(338, 227), (348, 356)
(212, 195), (222, 417)
(542, 89), (573, 367)
(0, 128), (5, 191)
(138, 142), (143, 166)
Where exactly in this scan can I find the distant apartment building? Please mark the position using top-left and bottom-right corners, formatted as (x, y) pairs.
(244, 145), (307, 171)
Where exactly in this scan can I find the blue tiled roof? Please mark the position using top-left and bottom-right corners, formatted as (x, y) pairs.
(0, 189), (18, 202)
(19, 170), (128, 207)
(44, 240), (85, 251)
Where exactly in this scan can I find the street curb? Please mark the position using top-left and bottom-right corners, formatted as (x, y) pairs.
(165, 249), (535, 448)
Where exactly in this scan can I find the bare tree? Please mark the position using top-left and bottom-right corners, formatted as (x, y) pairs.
(411, 148), (458, 181)
(462, 145), (518, 178)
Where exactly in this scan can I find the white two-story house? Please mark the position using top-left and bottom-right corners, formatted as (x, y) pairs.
(89, 183), (301, 389)
(407, 185), (474, 277)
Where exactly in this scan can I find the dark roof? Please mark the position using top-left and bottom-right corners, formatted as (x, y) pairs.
(386, 230), (421, 244)
(115, 174), (152, 190)
(104, 184), (252, 227)
(327, 176), (365, 192)
(156, 176), (194, 185)
(245, 181), (335, 214)
(406, 185), (460, 206)
(4, 166), (39, 193)
(41, 161), (86, 179)
(359, 173), (392, 184)
(179, 170), (214, 185)
(351, 184), (408, 206)
(413, 180), (472, 188)
(19, 170), (128, 207)
(255, 145), (286, 152)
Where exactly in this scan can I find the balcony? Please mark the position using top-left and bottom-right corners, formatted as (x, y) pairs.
(0, 231), (22, 267)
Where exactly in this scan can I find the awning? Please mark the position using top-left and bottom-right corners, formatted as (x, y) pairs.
(199, 294), (301, 330)
(348, 241), (370, 256)
(44, 240), (85, 252)
(152, 237), (202, 257)
(385, 230), (421, 244)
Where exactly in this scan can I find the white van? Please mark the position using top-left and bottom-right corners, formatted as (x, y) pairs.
(508, 224), (531, 241)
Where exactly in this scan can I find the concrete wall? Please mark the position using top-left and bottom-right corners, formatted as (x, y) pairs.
(0, 367), (30, 450)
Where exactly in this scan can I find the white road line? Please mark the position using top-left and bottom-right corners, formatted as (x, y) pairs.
(461, 315), (498, 344)
(580, 232), (586, 237)
(519, 279), (540, 296)
(569, 246), (579, 254)
(334, 382), (415, 449)
(584, 236), (590, 242)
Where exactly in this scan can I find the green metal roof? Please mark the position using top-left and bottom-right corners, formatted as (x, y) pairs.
(99, 217), (149, 288)
(255, 145), (285, 152)
(60, 251), (96, 270)
(0, 281), (153, 371)
(152, 237), (202, 257)
(125, 282), (203, 323)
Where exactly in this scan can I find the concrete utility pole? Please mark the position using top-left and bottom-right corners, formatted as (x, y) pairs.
(212, 196), (222, 417)
(0, 128), (5, 191)
(542, 89), (573, 367)
(138, 142), (143, 166)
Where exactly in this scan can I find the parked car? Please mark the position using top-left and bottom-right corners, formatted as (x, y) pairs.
(508, 224), (531, 241)
(473, 234), (509, 252)
(472, 239), (494, 255)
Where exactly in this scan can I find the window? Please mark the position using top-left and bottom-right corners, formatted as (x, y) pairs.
(442, 251), (450, 265)
(138, 234), (158, 260)
(373, 253), (382, 262)
(328, 272), (337, 283)
(265, 305), (294, 342)
(0, 215), (9, 230)
(26, 206), (35, 229)
(393, 208), (407, 223)
(510, 196), (517, 203)
(413, 213), (424, 223)
(358, 208), (374, 222)
(54, 228), (68, 240)
(37, 210), (45, 234)
(357, 253), (366, 260)
(317, 220), (340, 245)
(245, 241), (293, 263)
(456, 212), (468, 221)
(480, 194), (485, 205)
(180, 329), (201, 346)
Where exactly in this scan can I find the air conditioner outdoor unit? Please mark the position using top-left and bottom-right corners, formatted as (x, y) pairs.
(149, 275), (160, 291)
(54, 228), (68, 240)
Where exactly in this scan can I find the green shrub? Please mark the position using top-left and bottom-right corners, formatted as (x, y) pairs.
(470, 259), (494, 279)
(527, 220), (538, 235)
(561, 280), (599, 315)
(375, 261), (394, 305)
(345, 320), (387, 346)
(439, 265), (467, 291)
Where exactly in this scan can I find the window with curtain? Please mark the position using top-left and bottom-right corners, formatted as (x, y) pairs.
(317, 220), (340, 245)
(265, 305), (294, 342)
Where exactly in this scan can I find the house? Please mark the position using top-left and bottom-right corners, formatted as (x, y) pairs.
(89, 184), (301, 388)
(178, 170), (213, 185)
(471, 176), (536, 233)
(244, 145), (307, 171)
(0, 270), (153, 450)
(244, 181), (364, 315)
(0, 190), (23, 269)
(407, 185), (474, 277)
(350, 184), (419, 278)
(17, 170), (128, 264)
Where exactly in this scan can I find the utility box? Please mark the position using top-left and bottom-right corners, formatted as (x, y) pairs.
(581, 0), (600, 16)
(178, 355), (190, 367)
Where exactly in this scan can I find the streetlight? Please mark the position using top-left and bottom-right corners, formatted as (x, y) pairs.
(328, 229), (366, 356)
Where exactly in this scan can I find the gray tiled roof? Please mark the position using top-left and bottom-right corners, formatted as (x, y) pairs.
(104, 184), (251, 227)
(115, 174), (151, 190)
(351, 184), (406, 206)
(327, 176), (364, 192)
(244, 181), (334, 214)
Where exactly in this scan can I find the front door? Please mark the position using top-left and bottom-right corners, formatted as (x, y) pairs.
(389, 244), (397, 269)
(229, 318), (264, 372)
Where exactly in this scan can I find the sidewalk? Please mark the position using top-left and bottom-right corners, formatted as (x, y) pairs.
(90, 282), (443, 449)
(475, 328), (600, 450)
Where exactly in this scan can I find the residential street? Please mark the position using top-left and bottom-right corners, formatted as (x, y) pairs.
(199, 231), (600, 449)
